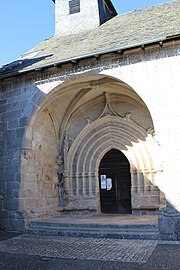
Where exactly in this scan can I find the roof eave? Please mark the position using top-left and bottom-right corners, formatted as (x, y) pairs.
(0, 34), (180, 80)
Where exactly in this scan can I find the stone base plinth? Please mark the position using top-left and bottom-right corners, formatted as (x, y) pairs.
(158, 207), (180, 240)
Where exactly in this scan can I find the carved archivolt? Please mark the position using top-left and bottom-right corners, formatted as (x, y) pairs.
(62, 114), (161, 201)
(68, 115), (158, 170)
(55, 90), (162, 204)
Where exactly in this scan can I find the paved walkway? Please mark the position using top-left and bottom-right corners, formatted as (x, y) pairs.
(0, 235), (156, 264)
(0, 234), (179, 264)
(0, 232), (179, 270)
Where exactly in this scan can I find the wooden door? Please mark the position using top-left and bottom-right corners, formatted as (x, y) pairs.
(99, 149), (132, 214)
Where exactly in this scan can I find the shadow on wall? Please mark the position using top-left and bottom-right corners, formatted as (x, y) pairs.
(0, 81), (48, 232)
(158, 202), (180, 241)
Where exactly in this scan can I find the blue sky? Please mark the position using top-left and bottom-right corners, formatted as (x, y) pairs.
(0, 0), (172, 66)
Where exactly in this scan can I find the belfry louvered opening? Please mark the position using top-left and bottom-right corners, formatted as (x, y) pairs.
(69, 0), (80, 14)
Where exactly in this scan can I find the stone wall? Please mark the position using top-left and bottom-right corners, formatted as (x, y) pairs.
(0, 43), (179, 235)
(0, 82), (44, 231)
(20, 108), (59, 221)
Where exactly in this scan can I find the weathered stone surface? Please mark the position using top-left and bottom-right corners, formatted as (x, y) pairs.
(8, 119), (19, 129)
(20, 117), (28, 127)
(6, 219), (25, 232)
(158, 207), (180, 240)
(2, 110), (22, 121)
(0, 211), (9, 219)
(4, 199), (19, 211)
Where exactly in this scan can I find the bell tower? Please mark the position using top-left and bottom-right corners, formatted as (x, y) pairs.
(53, 0), (117, 36)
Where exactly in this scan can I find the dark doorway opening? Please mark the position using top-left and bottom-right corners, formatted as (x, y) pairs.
(99, 149), (132, 214)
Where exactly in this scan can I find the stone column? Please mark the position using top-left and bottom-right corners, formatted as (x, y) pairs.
(131, 169), (137, 193)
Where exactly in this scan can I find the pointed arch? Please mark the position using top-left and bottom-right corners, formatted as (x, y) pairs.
(63, 115), (161, 212)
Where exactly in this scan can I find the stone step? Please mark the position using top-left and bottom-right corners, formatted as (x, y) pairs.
(27, 219), (160, 240)
(30, 220), (158, 230)
(27, 226), (160, 240)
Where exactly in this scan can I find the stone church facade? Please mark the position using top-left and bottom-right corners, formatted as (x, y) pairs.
(0, 0), (180, 240)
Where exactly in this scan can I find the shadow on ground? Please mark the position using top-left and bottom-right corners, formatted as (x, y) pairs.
(0, 230), (20, 241)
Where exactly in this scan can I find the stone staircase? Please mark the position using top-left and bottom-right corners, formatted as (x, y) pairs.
(26, 215), (160, 240)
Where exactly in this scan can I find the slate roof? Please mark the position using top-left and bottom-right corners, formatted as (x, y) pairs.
(0, 0), (180, 79)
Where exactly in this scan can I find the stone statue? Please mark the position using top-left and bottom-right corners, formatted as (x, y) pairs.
(64, 133), (69, 151)
(56, 155), (65, 209)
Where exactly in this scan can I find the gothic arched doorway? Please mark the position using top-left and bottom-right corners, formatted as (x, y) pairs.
(22, 74), (163, 222)
(99, 149), (132, 214)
